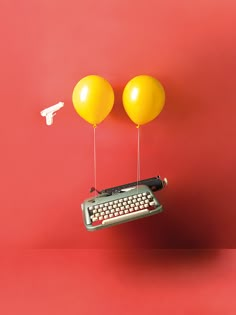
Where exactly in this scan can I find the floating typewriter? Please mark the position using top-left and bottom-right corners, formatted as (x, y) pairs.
(81, 176), (167, 231)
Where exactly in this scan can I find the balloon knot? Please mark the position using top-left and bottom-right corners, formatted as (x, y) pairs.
(136, 125), (140, 129)
(93, 124), (97, 129)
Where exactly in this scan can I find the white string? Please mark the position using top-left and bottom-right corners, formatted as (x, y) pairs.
(137, 126), (141, 190)
(93, 126), (97, 197)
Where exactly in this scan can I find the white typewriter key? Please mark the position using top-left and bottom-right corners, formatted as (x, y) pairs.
(137, 198), (141, 202)
(114, 200), (118, 204)
(109, 214), (114, 218)
(92, 217), (98, 222)
(113, 204), (117, 208)
(131, 204), (135, 207)
(109, 201), (113, 205)
(140, 205), (144, 209)
(120, 206), (125, 211)
(105, 202), (108, 206)
(142, 192), (147, 196)
(135, 202), (139, 206)
(118, 203), (122, 207)
(104, 215), (109, 219)
(133, 195), (137, 198)
(89, 206), (93, 210)
(95, 213), (100, 217)
(105, 210), (110, 215)
(142, 197), (146, 200)
(145, 200), (149, 203)
(124, 210), (129, 214)
(124, 197), (128, 201)
(138, 193), (142, 197)
(108, 206), (112, 210)
(111, 209), (115, 213)
(119, 211), (124, 215)
(99, 216), (103, 220)
(140, 201), (144, 205)
(95, 205), (99, 209)
(150, 201), (156, 206)
(114, 212), (119, 216)
(144, 204), (149, 208)
(128, 196), (133, 200)
(116, 207), (120, 212)
(101, 212), (105, 216)
(98, 208), (102, 213)
(123, 202), (127, 206)
(129, 208), (134, 212)
(128, 200), (132, 204)
(119, 199), (123, 203)
(147, 195), (152, 199)
(134, 206), (139, 211)
(93, 209), (97, 214)
(103, 206), (107, 211)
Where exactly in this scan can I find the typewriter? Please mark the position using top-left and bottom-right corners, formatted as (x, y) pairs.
(81, 176), (167, 231)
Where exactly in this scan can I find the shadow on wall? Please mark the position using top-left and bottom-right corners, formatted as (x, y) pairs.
(110, 181), (218, 250)
(109, 84), (129, 124)
(106, 248), (220, 271)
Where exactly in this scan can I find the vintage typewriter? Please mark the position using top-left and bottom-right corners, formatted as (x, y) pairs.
(81, 176), (167, 231)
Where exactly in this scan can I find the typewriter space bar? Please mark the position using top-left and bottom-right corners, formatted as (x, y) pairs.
(102, 210), (149, 225)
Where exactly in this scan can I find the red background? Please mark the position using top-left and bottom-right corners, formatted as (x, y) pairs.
(0, 0), (236, 313)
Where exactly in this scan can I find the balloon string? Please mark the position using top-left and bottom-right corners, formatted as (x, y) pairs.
(93, 126), (97, 197)
(137, 126), (141, 192)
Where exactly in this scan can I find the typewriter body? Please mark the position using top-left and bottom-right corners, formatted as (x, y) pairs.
(81, 176), (167, 231)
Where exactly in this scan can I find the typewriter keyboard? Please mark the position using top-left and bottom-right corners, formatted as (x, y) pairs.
(88, 189), (157, 226)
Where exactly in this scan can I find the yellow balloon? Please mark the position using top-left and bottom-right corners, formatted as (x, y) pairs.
(122, 75), (165, 126)
(72, 75), (114, 127)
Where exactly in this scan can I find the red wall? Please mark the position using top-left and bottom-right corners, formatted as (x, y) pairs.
(1, 0), (236, 249)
